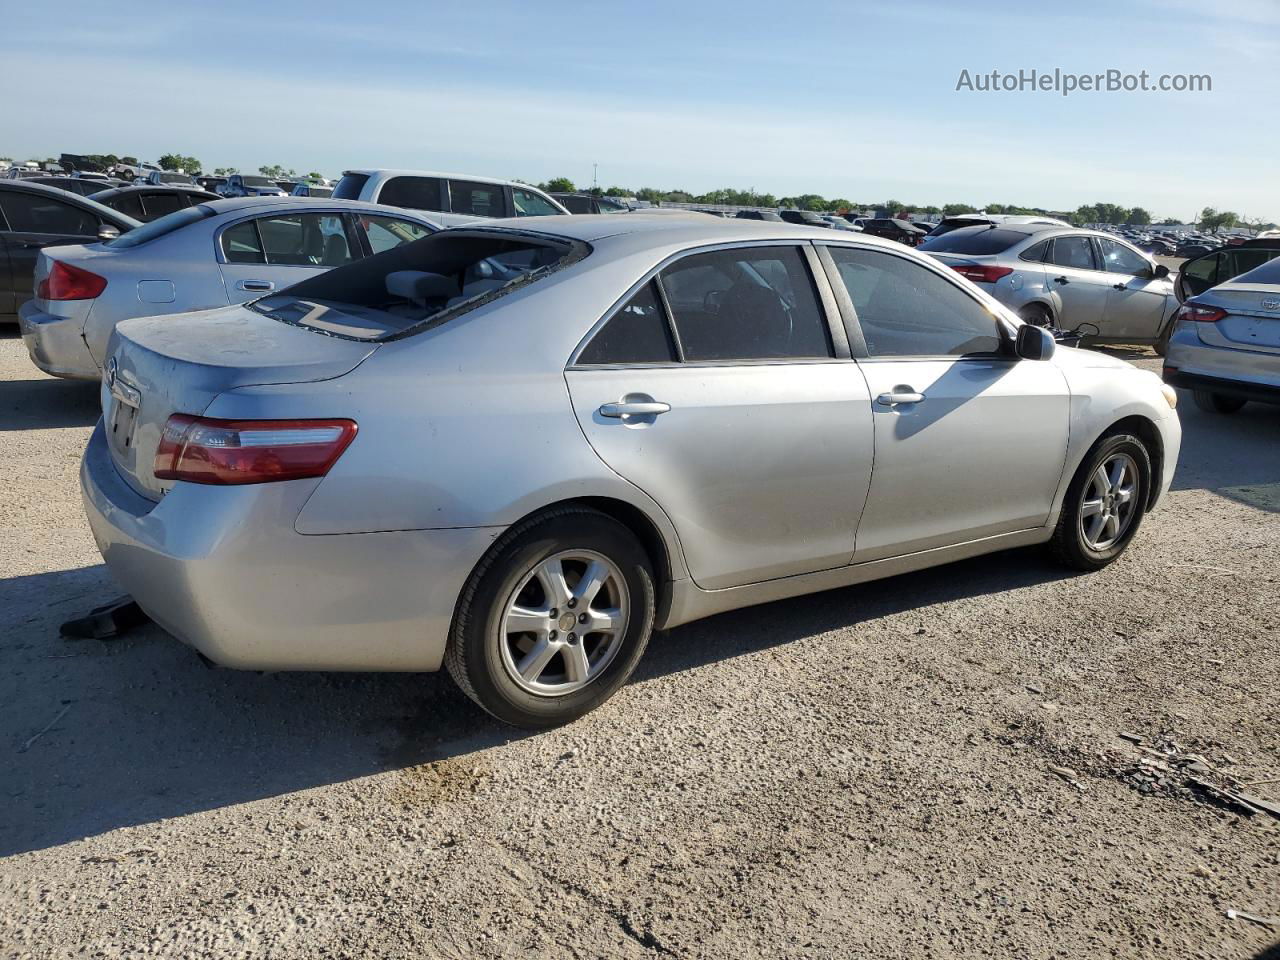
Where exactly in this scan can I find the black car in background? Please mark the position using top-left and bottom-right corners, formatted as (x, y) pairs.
(196, 175), (228, 194)
(28, 176), (126, 197)
(735, 210), (783, 222)
(1176, 239), (1280, 301)
(550, 193), (631, 214)
(860, 218), (928, 246)
(778, 209), (830, 228)
(0, 180), (139, 322)
(88, 185), (221, 222)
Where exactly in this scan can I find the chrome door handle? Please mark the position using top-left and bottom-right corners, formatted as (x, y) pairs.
(237, 279), (274, 292)
(599, 401), (671, 418)
(876, 389), (926, 406)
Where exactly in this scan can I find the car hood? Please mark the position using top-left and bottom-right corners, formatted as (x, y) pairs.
(1050, 343), (1134, 372)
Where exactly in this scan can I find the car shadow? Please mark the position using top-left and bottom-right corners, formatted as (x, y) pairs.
(1171, 387), (1280, 513)
(0, 372), (100, 431)
(1, 547), (1074, 856)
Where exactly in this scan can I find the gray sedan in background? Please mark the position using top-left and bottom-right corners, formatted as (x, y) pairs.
(18, 197), (438, 379)
(82, 215), (1179, 728)
(1164, 256), (1280, 413)
(920, 225), (1180, 352)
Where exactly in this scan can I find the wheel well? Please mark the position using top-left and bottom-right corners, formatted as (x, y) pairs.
(506, 497), (676, 625)
(1105, 415), (1164, 510)
(1019, 300), (1055, 324)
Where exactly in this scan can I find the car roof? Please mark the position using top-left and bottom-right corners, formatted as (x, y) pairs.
(190, 196), (444, 221)
(457, 212), (913, 249)
(343, 168), (552, 191)
(90, 185), (222, 200)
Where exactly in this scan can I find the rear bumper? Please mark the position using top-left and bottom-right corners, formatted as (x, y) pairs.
(17, 300), (99, 380)
(1163, 369), (1280, 405)
(80, 421), (502, 672)
(1163, 324), (1280, 405)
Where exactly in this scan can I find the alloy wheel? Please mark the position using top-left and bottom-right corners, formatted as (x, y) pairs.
(498, 550), (630, 697)
(1079, 453), (1139, 551)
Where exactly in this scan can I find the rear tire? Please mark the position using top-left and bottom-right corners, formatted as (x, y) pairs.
(1192, 390), (1246, 414)
(1154, 321), (1173, 357)
(445, 507), (655, 728)
(1050, 433), (1151, 572)
(1019, 304), (1053, 328)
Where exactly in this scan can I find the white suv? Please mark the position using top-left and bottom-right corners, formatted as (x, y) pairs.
(332, 169), (568, 226)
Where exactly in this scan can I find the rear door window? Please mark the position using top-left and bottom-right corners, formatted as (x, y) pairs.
(109, 193), (145, 220)
(578, 280), (676, 364)
(379, 176), (445, 211)
(0, 192), (98, 235)
(512, 188), (562, 217)
(141, 192), (184, 220)
(448, 180), (508, 218)
(659, 246), (832, 361)
(358, 215), (433, 255)
(254, 213), (357, 266)
(1048, 236), (1098, 270)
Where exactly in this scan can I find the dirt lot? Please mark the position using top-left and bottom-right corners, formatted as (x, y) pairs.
(1, 328), (1276, 959)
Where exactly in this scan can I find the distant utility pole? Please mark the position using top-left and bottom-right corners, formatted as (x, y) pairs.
(592, 163), (598, 191)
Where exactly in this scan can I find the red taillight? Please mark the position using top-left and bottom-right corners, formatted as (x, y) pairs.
(1177, 303), (1227, 323)
(154, 415), (358, 485)
(36, 261), (107, 301)
(950, 264), (1015, 284)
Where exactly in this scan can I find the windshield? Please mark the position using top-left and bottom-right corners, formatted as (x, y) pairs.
(241, 176), (275, 187)
(103, 205), (215, 248)
(250, 231), (585, 341)
(1231, 256), (1280, 287)
(158, 172), (192, 184)
(920, 227), (1031, 254)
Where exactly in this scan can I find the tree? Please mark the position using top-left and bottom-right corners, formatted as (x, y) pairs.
(542, 176), (575, 193)
(159, 153), (202, 174)
(603, 185), (632, 196)
(943, 203), (978, 216)
(882, 199), (906, 216)
(213, 167), (237, 176)
(1198, 207), (1238, 233)
(307, 171), (324, 181)
(258, 164), (297, 179)
(1128, 207), (1151, 225)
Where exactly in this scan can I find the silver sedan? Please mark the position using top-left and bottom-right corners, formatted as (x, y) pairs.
(1164, 255), (1280, 412)
(82, 215), (1181, 727)
(920, 224), (1181, 352)
(18, 197), (438, 380)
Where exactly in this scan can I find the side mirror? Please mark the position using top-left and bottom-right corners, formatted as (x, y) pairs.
(97, 224), (120, 242)
(1153, 263), (1170, 279)
(1015, 323), (1055, 361)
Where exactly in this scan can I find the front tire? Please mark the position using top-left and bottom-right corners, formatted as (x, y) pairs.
(1050, 433), (1151, 571)
(445, 507), (655, 728)
(1192, 390), (1246, 414)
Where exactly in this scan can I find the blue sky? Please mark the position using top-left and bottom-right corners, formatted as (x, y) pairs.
(4, 0), (1276, 219)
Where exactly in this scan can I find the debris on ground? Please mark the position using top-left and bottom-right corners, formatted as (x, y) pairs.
(1114, 732), (1279, 822)
(1225, 908), (1278, 928)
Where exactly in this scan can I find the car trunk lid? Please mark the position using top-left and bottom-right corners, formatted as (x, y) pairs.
(1199, 284), (1280, 353)
(102, 304), (377, 500)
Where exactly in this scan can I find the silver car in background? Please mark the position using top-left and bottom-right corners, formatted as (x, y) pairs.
(18, 197), (438, 379)
(920, 224), (1180, 352)
(332, 168), (569, 225)
(1164, 256), (1280, 413)
(82, 215), (1180, 728)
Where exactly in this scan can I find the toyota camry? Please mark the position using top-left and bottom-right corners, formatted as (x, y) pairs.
(82, 215), (1181, 727)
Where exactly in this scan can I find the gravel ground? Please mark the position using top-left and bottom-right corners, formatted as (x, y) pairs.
(1, 329), (1277, 959)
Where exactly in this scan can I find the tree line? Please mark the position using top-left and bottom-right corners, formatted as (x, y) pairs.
(537, 177), (1276, 230)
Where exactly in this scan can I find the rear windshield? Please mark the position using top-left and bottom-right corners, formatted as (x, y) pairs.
(1232, 257), (1280, 287)
(927, 217), (992, 237)
(332, 173), (370, 200)
(919, 227), (1030, 255)
(158, 172), (193, 184)
(249, 230), (586, 341)
(103, 205), (215, 248)
(241, 176), (275, 187)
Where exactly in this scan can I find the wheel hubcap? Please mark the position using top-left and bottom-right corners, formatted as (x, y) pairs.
(499, 550), (629, 697)
(1080, 453), (1138, 551)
